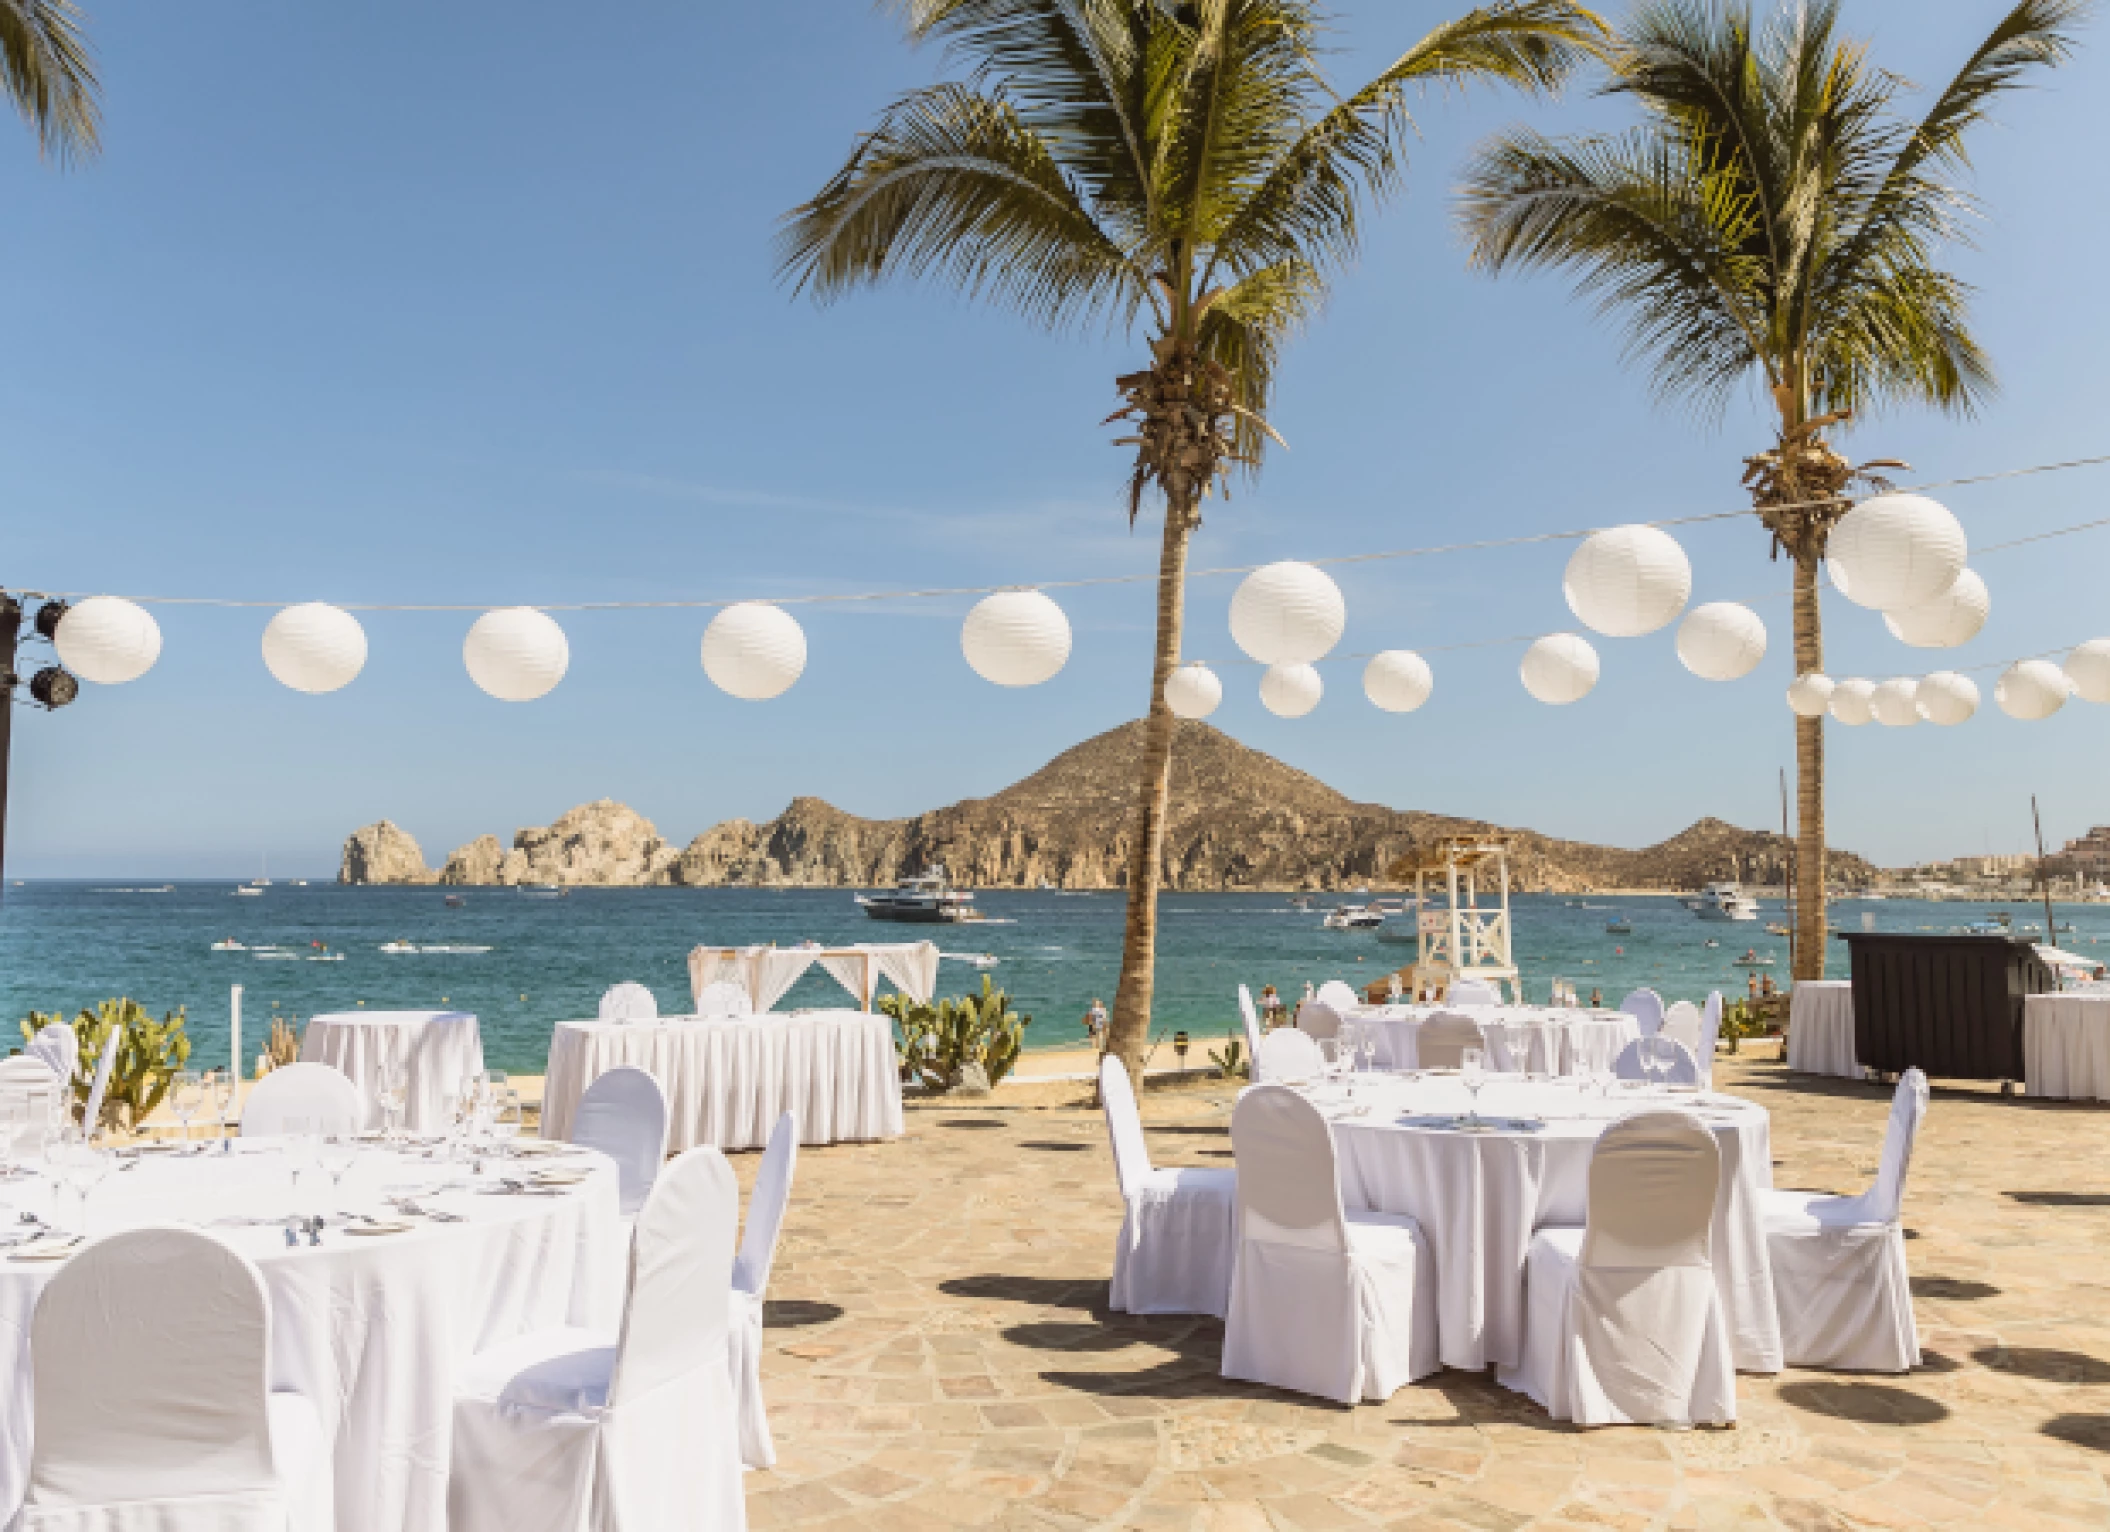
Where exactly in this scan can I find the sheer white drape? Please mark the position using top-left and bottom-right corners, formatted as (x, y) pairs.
(1099, 1057), (1236, 1318)
(240, 1063), (364, 1137)
(731, 1112), (799, 1469)
(687, 942), (940, 1013)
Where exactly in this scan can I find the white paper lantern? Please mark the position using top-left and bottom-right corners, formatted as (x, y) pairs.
(1882, 568), (1988, 649)
(1163, 662), (1223, 719)
(1229, 562), (1345, 665)
(1995, 658), (2069, 721)
(463, 607), (569, 702)
(1363, 650), (1433, 713)
(1259, 662), (1323, 718)
(1520, 633), (1599, 705)
(1563, 525), (1692, 637)
(1825, 493), (1967, 612)
(2065, 639), (2110, 704)
(1828, 677), (1875, 726)
(1871, 677), (1921, 727)
(261, 603), (367, 694)
(961, 590), (1071, 687)
(1916, 671), (1979, 726)
(1675, 602), (1766, 681)
(1786, 672), (1835, 717)
(702, 602), (807, 700)
(53, 595), (161, 685)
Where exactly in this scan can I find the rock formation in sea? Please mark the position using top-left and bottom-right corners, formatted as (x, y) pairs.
(339, 720), (1877, 892)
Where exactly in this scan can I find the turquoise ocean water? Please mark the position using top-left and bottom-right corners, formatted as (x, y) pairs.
(4, 882), (2106, 1074)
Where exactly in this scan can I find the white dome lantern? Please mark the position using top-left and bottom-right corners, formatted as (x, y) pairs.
(1363, 650), (1433, 713)
(2065, 639), (2110, 704)
(1563, 525), (1692, 637)
(703, 602), (807, 700)
(961, 590), (1071, 687)
(1229, 562), (1345, 665)
(1995, 659), (2069, 721)
(1916, 671), (1979, 726)
(1825, 493), (1967, 612)
(464, 607), (569, 702)
(53, 596), (162, 685)
(1883, 568), (1988, 649)
(1163, 662), (1223, 719)
(1786, 672), (1835, 717)
(1259, 662), (1322, 718)
(1520, 633), (1599, 705)
(1828, 677), (1875, 726)
(1675, 602), (1766, 681)
(1871, 677), (1921, 727)
(261, 603), (367, 694)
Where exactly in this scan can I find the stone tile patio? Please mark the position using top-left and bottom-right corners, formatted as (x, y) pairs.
(730, 1046), (2110, 1530)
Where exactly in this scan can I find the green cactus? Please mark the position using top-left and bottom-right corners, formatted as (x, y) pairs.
(879, 976), (1031, 1092)
(21, 998), (193, 1133)
(1207, 1034), (1249, 1081)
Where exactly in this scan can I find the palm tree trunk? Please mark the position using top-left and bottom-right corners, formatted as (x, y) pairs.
(1791, 547), (1827, 981)
(1107, 488), (1196, 1077)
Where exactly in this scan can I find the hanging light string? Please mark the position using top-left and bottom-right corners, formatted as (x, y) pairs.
(13, 450), (2110, 614)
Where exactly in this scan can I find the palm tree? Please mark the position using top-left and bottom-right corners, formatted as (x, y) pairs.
(782, 0), (1603, 1075)
(1, 0), (98, 161)
(1457, 0), (2083, 978)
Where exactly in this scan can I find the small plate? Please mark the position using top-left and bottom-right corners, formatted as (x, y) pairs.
(9, 1237), (83, 1261)
(531, 1169), (588, 1187)
(344, 1220), (414, 1236)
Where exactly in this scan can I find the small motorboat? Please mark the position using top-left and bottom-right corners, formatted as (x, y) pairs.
(210, 939), (246, 952)
(1733, 949), (1776, 967)
(444, 894), (466, 908)
(379, 940), (419, 954)
(1604, 915), (1633, 935)
(1703, 938), (1719, 948)
(233, 885), (264, 898)
(1765, 923), (1791, 937)
(1323, 904), (1385, 930)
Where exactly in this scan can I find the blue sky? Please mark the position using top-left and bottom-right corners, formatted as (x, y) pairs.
(4, 0), (2106, 878)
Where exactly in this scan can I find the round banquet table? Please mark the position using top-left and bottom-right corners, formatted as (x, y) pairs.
(2024, 993), (2110, 1101)
(1784, 980), (1863, 1079)
(541, 1008), (905, 1152)
(1321, 1075), (1782, 1375)
(1345, 1005), (1640, 1076)
(300, 1010), (486, 1132)
(0, 1138), (621, 1531)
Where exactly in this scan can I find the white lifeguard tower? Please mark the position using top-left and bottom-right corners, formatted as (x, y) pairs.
(1386, 836), (1518, 1003)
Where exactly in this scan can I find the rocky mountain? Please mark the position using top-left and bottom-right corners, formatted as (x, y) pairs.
(339, 720), (1876, 893)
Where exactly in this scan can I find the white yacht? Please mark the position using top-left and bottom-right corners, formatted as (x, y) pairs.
(857, 866), (979, 924)
(1694, 881), (1760, 922)
(1323, 904), (1385, 930)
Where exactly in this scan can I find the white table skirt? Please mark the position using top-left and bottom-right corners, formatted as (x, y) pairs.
(2025, 994), (2110, 1101)
(0, 1140), (622, 1530)
(301, 1010), (486, 1132)
(1785, 981), (1863, 1079)
(1347, 1006), (1640, 1076)
(1327, 1077), (1781, 1375)
(542, 1009), (905, 1152)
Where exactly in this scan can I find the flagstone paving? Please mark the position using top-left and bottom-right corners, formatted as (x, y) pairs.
(729, 1046), (2110, 1530)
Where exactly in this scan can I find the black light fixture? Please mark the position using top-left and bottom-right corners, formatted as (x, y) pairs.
(1, 590), (84, 901)
(29, 668), (77, 709)
(1172, 1029), (1190, 1064)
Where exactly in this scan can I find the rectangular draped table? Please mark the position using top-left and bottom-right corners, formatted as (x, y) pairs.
(541, 1009), (905, 1151)
(1346, 1005), (1640, 1076)
(1784, 980), (1863, 1079)
(301, 1010), (485, 1132)
(2024, 993), (2110, 1101)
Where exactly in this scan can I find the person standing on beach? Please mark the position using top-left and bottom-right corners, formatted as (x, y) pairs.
(1082, 998), (1108, 1051)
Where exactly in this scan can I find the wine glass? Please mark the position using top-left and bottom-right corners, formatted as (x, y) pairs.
(207, 1069), (237, 1149)
(281, 1113), (319, 1208)
(1359, 1024), (1379, 1078)
(1642, 1037), (1669, 1093)
(377, 1066), (409, 1144)
(171, 1069), (203, 1146)
(1460, 1048), (1485, 1126)
(318, 1135), (359, 1202)
(58, 1140), (109, 1235)
(489, 1090), (522, 1156)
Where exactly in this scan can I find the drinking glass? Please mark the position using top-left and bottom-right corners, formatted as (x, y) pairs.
(282, 1114), (319, 1200)
(171, 1069), (203, 1145)
(489, 1090), (522, 1155)
(1359, 1026), (1378, 1077)
(318, 1135), (359, 1200)
(377, 1067), (409, 1144)
(58, 1140), (109, 1235)
(208, 1069), (237, 1148)
(1644, 1037), (1670, 1092)
(1461, 1049), (1485, 1126)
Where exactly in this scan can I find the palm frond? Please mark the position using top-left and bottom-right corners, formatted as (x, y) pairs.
(1196, 256), (1322, 463)
(0, 0), (96, 163)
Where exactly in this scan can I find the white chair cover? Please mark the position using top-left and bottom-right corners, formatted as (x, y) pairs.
(1236, 985), (1264, 1068)
(1620, 988), (1665, 1038)
(1315, 980), (1360, 1013)
(598, 982), (659, 1023)
(240, 1062), (364, 1137)
(1416, 1012), (1486, 1071)
(1761, 1068), (1928, 1372)
(1700, 992), (1724, 1085)
(731, 1111), (800, 1469)
(19, 1226), (332, 1532)
(25, 1024), (78, 1091)
(1295, 1001), (1342, 1043)
(1256, 1028), (1325, 1084)
(1447, 978), (1501, 1006)
(0, 1057), (63, 1149)
(81, 1024), (121, 1135)
(1497, 1110), (1735, 1426)
(695, 981), (753, 1020)
(1099, 1056), (1235, 1319)
(1612, 1036), (1701, 1086)
(448, 1146), (744, 1532)
(1221, 1086), (1438, 1403)
(567, 1065), (670, 1217)
(1661, 1001), (1704, 1057)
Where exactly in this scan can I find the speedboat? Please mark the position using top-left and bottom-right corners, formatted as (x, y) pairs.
(1732, 949), (1776, 967)
(1323, 904), (1385, 930)
(233, 885), (263, 898)
(379, 940), (419, 954)
(1604, 915), (1633, 935)
(1693, 881), (1760, 921)
(856, 866), (978, 924)
(210, 939), (246, 951)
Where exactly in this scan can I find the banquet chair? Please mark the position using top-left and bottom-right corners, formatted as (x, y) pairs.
(1295, 1000), (1342, 1043)
(568, 1065), (671, 1218)
(1415, 1012), (1486, 1071)
(696, 980), (753, 1020)
(1256, 1028), (1326, 1084)
(19, 1227), (333, 1531)
(1236, 985), (1265, 1064)
(598, 982), (659, 1023)
(26, 1021), (78, 1091)
(1760, 1068), (1928, 1372)
(1611, 1037), (1701, 1087)
(0, 1056), (64, 1152)
(447, 1146), (745, 1532)
(1620, 988), (1665, 1038)
(241, 1062), (364, 1137)
(1700, 993), (1725, 1085)
(731, 1111), (800, 1469)
(1099, 1055), (1236, 1319)
(81, 1023), (122, 1136)
(1661, 1001), (1705, 1058)
(1221, 1085), (1439, 1403)
(1447, 977), (1501, 1006)
(1497, 1110), (1735, 1426)
(1316, 980), (1361, 1014)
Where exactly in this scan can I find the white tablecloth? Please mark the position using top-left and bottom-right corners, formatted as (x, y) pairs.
(0, 1139), (622, 1530)
(2025, 994), (2110, 1101)
(1785, 980), (1863, 1079)
(1346, 1005), (1640, 1076)
(1325, 1076), (1781, 1375)
(541, 1009), (905, 1151)
(301, 1010), (486, 1132)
